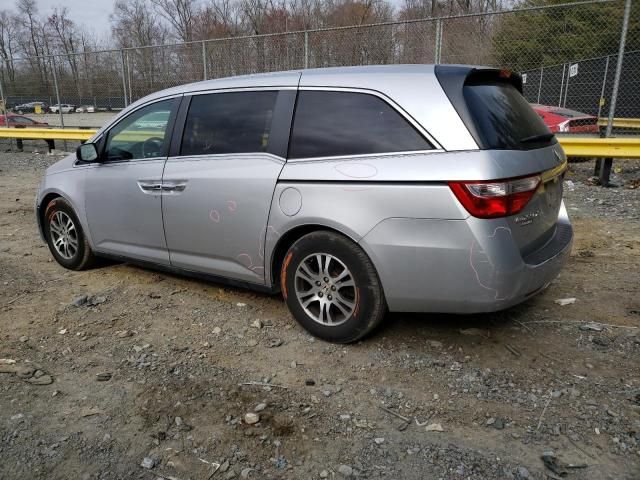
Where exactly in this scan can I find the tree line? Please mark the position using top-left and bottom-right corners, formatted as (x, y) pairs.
(0, 0), (633, 105)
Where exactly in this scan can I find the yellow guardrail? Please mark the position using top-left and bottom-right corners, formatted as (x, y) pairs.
(597, 118), (640, 129)
(0, 128), (166, 143)
(0, 127), (97, 141)
(557, 136), (640, 159)
(1, 127), (639, 160)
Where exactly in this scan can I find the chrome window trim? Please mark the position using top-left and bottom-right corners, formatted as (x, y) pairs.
(294, 86), (443, 152)
(80, 157), (168, 168)
(189, 86), (298, 96)
(168, 152), (285, 164)
(285, 148), (445, 164)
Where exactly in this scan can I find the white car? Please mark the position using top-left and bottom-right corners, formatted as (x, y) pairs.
(75, 105), (96, 113)
(50, 104), (76, 114)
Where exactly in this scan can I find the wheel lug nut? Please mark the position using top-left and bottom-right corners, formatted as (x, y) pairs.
(328, 295), (332, 300)
(331, 285), (336, 291)
(323, 277), (329, 282)
(318, 292), (323, 298)
(315, 281), (321, 286)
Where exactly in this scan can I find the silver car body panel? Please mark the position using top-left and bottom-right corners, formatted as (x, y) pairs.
(83, 158), (169, 264)
(36, 64), (573, 314)
(162, 153), (284, 283)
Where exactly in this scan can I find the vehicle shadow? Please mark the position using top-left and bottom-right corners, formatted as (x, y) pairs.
(376, 299), (541, 343)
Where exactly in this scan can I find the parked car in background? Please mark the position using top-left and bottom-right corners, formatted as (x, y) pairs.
(50, 104), (76, 114)
(531, 104), (599, 134)
(0, 114), (49, 127)
(12, 101), (49, 114)
(36, 65), (572, 343)
(75, 105), (96, 113)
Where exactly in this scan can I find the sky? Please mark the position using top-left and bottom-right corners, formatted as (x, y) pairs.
(32, 0), (116, 39)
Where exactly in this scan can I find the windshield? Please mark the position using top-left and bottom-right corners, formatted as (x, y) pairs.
(548, 107), (588, 118)
(464, 80), (555, 150)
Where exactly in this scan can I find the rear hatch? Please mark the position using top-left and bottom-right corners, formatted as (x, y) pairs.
(435, 65), (566, 256)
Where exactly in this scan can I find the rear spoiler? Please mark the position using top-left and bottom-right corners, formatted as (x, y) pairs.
(434, 65), (523, 94)
(434, 65), (524, 149)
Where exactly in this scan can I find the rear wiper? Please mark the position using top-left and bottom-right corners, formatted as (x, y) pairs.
(520, 133), (555, 143)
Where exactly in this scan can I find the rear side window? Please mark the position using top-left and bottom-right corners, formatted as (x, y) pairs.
(463, 80), (554, 150)
(181, 91), (277, 156)
(289, 91), (432, 159)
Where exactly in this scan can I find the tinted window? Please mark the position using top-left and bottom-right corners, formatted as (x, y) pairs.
(10, 116), (35, 124)
(549, 107), (587, 118)
(464, 81), (555, 150)
(105, 99), (176, 161)
(289, 91), (431, 159)
(181, 91), (278, 156)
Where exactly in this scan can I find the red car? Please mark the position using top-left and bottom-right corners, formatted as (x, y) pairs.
(0, 114), (49, 128)
(530, 104), (599, 134)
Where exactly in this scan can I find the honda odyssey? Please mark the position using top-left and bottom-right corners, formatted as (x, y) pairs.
(35, 65), (573, 343)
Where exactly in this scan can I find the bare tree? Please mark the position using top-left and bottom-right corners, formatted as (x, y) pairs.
(48, 8), (81, 95)
(0, 9), (19, 85)
(149, 0), (197, 42)
(112, 0), (169, 95)
(16, 0), (52, 90)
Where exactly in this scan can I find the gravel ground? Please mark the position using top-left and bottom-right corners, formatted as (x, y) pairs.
(0, 152), (639, 480)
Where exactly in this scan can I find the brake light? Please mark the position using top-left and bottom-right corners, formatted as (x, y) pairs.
(448, 175), (541, 218)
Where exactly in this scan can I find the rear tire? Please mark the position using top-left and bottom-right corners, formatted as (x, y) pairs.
(281, 231), (387, 343)
(44, 197), (95, 270)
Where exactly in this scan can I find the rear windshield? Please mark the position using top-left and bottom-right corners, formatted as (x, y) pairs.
(463, 80), (555, 150)
(547, 107), (587, 118)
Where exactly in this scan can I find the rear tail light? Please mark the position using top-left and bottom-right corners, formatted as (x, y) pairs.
(448, 174), (541, 218)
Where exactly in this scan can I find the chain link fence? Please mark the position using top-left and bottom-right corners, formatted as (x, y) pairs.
(0, 0), (637, 137)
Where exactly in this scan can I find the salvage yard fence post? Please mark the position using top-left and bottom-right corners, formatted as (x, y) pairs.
(434, 19), (443, 64)
(600, 0), (632, 186)
(50, 55), (64, 130)
(202, 41), (208, 80)
(120, 51), (128, 108)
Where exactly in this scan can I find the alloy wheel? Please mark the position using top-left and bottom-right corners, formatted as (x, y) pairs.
(294, 253), (357, 326)
(49, 211), (78, 260)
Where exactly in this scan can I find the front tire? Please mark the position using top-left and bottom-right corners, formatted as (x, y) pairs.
(281, 231), (387, 343)
(44, 197), (95, 270)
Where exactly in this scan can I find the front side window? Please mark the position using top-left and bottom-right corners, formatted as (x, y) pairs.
(181, 91), (278, 156)
(289, 91), (432, 159)
(104, 99), (176, 161)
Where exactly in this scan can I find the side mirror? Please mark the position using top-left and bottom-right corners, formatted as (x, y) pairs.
(77, 143), (99, 162)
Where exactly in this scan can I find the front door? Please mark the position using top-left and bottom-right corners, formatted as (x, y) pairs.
(84, 97), (180, 264)
(161, 90), (294, 284)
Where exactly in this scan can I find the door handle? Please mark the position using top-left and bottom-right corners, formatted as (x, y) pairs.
(161, 184), (186, 192)
(137, 181), (163, 194)
(161, 181), (187, 193)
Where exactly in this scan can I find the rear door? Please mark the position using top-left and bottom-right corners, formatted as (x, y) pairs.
(161, 89), (295, 283)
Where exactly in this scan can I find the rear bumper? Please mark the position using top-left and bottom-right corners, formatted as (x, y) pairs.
(359, 202), (573, 313)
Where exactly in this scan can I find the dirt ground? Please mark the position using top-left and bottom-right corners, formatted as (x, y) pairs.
(1, 152), (639, 480)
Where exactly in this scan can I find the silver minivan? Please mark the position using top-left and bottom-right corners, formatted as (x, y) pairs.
(36, 65), (572, 343)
